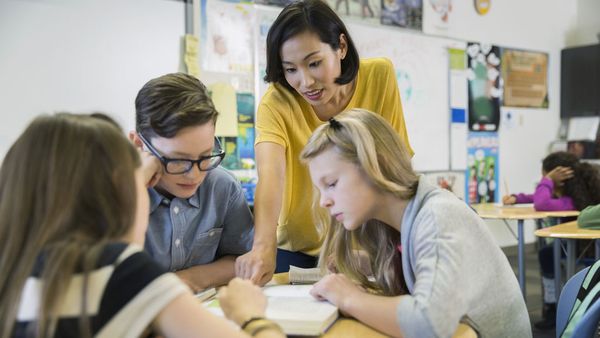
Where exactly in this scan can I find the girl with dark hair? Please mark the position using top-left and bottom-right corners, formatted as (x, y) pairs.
(236, 0), (413, 284)
(502, 151), (600, 330)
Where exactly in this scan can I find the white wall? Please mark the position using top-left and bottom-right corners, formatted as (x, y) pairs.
(566, 0), (600, 46)
(0, 0), (186, 159)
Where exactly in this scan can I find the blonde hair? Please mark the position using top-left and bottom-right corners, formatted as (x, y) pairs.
(0, 113), (140, 337)
(300, 108), (419, 296)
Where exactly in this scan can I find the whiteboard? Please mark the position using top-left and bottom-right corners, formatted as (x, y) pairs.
(0, 0), (185, 160)
(347, 23), (462, 171)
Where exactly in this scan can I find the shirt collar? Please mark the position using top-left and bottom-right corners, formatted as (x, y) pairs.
(148, 187), (201, 212)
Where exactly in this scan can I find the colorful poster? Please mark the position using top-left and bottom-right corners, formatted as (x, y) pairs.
(501, 49), (549, 108)
(466, 42), (501, 131)
(237, 93), (256, 169)
(380, 0), (423, 30)
(219, 136), (240, 170)
(466, 132), (499, 204)
(200, 0), (254, 73)
(325, 0), (381, 23)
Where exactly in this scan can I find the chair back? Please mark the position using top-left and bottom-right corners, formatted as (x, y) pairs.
(557, 267), (589, 337)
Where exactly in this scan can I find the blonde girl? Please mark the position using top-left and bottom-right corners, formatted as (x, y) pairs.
(300, 109), (531, 338)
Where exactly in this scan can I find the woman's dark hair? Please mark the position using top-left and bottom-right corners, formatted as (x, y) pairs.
(543, 151), (600, 210)
(264, 0), (360, 92)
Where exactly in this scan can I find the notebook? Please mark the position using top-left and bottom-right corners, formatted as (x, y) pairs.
(204, 284), (339, 336)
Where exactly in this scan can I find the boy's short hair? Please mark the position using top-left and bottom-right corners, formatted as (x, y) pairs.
(135, 73), (218, 138)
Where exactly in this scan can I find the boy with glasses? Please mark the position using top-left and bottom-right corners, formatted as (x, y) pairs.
(130, 73), (254, 292)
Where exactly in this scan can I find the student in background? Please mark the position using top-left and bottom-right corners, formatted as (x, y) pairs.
(502, 151), (600, 330)
(578, 203), (600, 229)
(0, 113), (284, 338)
(236, 0), (412, 284)
(300, 109), (530, 337)
(131, 73), (254, 292)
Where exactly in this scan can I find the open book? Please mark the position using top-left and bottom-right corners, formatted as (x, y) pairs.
(288, 265), (326, 284)
(204, 284), (339, 336)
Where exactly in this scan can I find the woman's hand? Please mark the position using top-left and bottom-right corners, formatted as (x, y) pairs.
(502, 195), (516, 205)
(218, 278), (267, 326)
(545, 166), (574, 186)
(310, 273), (365, 315)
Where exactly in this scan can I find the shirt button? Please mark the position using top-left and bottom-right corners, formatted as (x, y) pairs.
(175, 239), (181, 246)
(174, 206), (180, 214)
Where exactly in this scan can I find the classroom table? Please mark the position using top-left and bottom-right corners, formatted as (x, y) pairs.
(271, 273), (477, 338)
(471, 203), (579, 299)
(534, 220), (600, 295)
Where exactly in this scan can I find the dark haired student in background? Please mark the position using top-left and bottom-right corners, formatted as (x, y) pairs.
(235, 0), (413, 285)
(503, 151), (600, 330)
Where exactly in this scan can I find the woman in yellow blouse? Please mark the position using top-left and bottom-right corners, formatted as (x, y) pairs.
(235, 0), (412, 284)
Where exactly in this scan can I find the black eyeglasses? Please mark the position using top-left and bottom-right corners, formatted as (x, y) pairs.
(137, 132), (225, 174)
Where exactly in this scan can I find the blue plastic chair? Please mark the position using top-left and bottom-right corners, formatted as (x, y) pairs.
(556, 267), (589, 337)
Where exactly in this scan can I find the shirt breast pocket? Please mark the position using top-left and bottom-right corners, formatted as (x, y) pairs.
(186, 227), (223, 266)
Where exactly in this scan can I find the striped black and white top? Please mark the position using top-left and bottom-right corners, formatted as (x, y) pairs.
(13, 242), (189, 338)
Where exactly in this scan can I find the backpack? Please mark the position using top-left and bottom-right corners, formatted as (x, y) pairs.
(561, 260), (600, 338)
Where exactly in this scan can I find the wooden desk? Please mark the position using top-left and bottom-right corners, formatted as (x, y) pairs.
(272, 274), (477, 338)
(535, 221), (600, 294)
(471, 203), (579, 298)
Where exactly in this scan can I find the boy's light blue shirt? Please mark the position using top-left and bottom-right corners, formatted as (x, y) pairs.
(144, 167), (254, 271)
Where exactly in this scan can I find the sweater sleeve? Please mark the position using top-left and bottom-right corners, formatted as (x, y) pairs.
(513, 193), (534, 204)
(396, 209), (466, 338)
(532, 177), (575, 211)
(578, 204), (600, 229)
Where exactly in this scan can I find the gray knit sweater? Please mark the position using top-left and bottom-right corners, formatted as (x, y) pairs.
(396, 176), (531, 338)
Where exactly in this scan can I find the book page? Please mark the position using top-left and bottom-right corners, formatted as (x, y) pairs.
(288, 265), (326, 284)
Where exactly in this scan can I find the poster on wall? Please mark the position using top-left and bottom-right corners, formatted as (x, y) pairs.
(466, 132), (499, 204)
(380, 0), (423, 30)
(449, 47), (468, 171)
(466, 42), (501, 132)
(423, 0), (452, 32)
(254, 5), (280, 110)
(501, 49), (549, 108)
(325, 0), (381, 23)
(200, 0), (254, 73)
(423, 171), (465, 200)
(237, 93), (256, 169)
